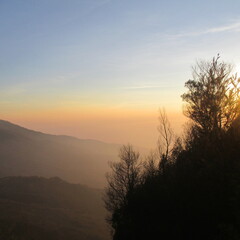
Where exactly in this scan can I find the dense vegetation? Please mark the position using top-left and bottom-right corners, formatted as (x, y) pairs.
(0, 176), (110, 240)
(105, 56), (240, 240)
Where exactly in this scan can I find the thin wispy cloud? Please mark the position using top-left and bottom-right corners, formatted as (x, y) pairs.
(0, 87), (26, 97)
(123, 86), (163, 90)
(171, 20), (240, 39)
(122, 85), (181, 90)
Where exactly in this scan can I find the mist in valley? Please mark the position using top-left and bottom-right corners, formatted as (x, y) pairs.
(1, 1), (240, 240)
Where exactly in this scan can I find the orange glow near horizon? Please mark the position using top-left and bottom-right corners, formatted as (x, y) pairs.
(1, 105), (186, 149)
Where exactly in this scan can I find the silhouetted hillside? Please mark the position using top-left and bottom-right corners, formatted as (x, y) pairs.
(0, 176), (110, 240)
(104, 56), (240, 240)
(0, 120), (120, 188)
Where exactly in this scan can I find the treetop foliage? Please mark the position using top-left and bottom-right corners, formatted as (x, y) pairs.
(182, 55), (240, 134)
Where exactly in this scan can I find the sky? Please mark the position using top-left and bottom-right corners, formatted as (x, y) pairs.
(1, 0), (240, 148)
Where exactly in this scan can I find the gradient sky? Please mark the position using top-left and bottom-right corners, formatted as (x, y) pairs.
(1, 0), (240, 148)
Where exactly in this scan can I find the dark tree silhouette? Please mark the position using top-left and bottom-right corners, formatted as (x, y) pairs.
(104, 144), (142, 239)
(157, 109), (174, 171)
(105, 56), (240, 240)
(182, 55), (240, 134)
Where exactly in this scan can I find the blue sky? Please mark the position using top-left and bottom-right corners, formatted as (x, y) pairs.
(1, 0), (240, 146)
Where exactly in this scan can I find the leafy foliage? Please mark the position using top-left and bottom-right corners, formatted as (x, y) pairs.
(182, 55), (240, 133)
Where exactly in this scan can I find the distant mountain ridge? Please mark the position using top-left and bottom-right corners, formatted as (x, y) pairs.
(0, 119), (110, 143)
(0, 120), (120, 188)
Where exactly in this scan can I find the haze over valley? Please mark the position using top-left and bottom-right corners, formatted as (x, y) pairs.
(0, 119), (121, 188)
(1, 0), (240, 239)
